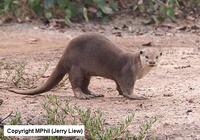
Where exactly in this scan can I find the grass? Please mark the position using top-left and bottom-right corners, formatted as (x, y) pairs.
(11, 62), (27, 87)
(43, 95), (157, 140)
(1, 61), (30, 88)
(11, 62), (50, 89)
(0, 95), (157, 140)
(1, 61), (50, 89)
(0, 112), (21, 140)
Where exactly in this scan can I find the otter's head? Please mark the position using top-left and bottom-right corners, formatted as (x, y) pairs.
(139, 48), (162, 67)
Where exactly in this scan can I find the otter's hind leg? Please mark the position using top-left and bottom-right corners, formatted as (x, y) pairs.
(81, 75), (104, 97)
(69, 66), (92, 99)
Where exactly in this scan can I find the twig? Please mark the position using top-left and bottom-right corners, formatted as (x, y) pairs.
(0, 111), (13, 123)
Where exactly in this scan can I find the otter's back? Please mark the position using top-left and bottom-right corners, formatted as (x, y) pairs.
(65, 33), (127, 78)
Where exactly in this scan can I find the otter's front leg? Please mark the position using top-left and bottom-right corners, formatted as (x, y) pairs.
(120, 81), (147, 100)
(117, 68), (147, 100)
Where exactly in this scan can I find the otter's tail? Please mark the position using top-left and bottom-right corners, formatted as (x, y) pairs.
(8, 59), (68, 95)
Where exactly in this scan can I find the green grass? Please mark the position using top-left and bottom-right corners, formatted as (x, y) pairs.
(0, 95), (157, 140)
(43, 95), (157, 140)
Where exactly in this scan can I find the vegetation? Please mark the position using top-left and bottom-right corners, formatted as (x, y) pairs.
(3, 61), (49, 88)
(43, 95), (157, 140)
(0, 0), (118, 24)
(0, 0), (199, 24)
(0, 112), (21, 140)
(0, 95), (157, 140)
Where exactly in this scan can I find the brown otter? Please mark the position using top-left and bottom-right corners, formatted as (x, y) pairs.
(9, 33), (162, 100)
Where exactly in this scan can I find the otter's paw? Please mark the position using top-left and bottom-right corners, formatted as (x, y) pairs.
(123, 94), (149, 100)
(86, 90), (104, 98)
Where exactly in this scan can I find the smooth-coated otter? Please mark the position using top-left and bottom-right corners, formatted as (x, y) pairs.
(9, 33), (162, 100)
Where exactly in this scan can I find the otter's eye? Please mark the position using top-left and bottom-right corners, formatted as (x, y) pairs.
(156, 56), (158, 59)
(145, 56), (149, 59)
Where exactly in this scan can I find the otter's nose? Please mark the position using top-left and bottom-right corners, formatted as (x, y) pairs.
(149, 61), (155, 65)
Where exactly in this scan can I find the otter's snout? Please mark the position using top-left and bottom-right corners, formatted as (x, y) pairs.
(149, 61), (156, 65)
(148, 61), (156, 67)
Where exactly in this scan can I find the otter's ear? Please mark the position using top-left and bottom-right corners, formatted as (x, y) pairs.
(140, 50), (143, 54)
(160, 52), (162, 56)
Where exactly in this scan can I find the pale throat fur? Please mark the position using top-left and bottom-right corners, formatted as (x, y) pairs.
(136, 53), (157, 80)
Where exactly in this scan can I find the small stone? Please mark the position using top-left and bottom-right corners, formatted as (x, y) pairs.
(186, 109), (192, 115)
(189, 87), (194, 90)
(28, 38), (39, 44)
(163, 93), (173, 97)
(142, 42), (152, 46)
(186, 98), (194, 103)
(0, 99), (3, 105)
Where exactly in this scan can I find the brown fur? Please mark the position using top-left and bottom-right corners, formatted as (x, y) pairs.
(9, 33), (162, 100)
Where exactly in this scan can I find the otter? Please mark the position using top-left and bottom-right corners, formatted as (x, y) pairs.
(9, 33), (162, 100)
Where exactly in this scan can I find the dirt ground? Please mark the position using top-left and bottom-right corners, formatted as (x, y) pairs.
(0, 18), (200, 140)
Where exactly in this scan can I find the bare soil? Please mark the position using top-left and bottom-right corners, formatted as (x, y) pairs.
(0, 19), (200, 140)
